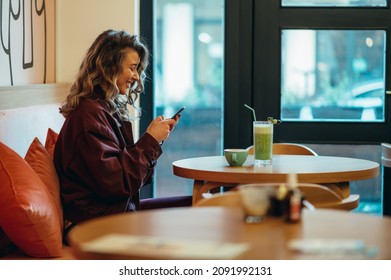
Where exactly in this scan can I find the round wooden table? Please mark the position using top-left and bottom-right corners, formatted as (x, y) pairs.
(173, 155), (379, 204)
(68, 207), (391, 260)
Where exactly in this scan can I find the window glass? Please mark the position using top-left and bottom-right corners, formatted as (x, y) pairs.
(281, 0), (387, 7)
(153, 0), (224, 197)
(281, 29), (386, 122)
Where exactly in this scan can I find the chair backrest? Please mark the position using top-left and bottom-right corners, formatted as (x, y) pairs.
(247, 143), (318, 156)
(194, 183), (359, 211)
(195, 192), (243, 208)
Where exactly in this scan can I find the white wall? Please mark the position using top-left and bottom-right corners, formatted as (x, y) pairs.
(0, 1), (55, 86)
(56, 0), (139, 83)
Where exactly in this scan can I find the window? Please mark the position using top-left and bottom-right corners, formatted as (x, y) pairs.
(225, 0), (391, 215)
(141, 0), (224, 197)
(249, 1), (391, 143)
(141, 0), (390, 215)
(281, 29), (386, 122)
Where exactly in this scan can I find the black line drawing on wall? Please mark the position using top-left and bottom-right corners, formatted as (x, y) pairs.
(0, 0), (54, 86)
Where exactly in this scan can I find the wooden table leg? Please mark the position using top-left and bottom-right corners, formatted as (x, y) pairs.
(323, 182), (350, 199)
(192, 180), (206, 205)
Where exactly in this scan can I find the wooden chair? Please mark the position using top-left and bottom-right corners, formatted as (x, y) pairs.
(195, 192), (243, 208)
(213, 141), (357, 210)
(247, 143), (318, 156)
(247, 142), (355, 206)
(297, 184), (359, 210)
(195, 183), (359, 211)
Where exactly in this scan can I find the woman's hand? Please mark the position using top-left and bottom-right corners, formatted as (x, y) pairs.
(170, 113), (182, 131)
(146, 116), (178, 143)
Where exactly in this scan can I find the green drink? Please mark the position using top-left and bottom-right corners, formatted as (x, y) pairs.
(253, 121), (273, 166)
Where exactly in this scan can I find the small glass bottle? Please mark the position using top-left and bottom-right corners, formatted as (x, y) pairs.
(270, 183), (287, 216)
(283, 174), (302, 223)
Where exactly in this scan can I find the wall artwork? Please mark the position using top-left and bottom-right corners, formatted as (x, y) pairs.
(0, 0), (55, 86)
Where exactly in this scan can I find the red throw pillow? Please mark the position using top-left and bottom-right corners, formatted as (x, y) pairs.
(44, 128), (59, 159)
(0, 141), (63, 257)
(25, 137), (64, 231)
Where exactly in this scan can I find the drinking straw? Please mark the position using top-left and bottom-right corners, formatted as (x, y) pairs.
(244, 104), (257, 121)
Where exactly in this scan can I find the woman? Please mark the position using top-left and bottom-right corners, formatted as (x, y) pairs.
(54, 30), (191, 227)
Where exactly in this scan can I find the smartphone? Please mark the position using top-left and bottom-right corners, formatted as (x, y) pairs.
(171, 106), (186, 119)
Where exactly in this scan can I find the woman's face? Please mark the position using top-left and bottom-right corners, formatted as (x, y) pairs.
(116, 48), (140, 95)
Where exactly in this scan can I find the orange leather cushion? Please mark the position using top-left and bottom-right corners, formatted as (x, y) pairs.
(44, 128), (59, 159)
(25, 137), (64, 231)
(0, 141), (63, 257)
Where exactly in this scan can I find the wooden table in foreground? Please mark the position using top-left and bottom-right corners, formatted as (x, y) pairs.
(68, 207), (391, 260)
(173, 155), (380, 204)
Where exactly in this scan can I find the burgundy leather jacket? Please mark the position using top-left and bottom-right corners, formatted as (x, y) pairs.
(53, 97), (162, 224)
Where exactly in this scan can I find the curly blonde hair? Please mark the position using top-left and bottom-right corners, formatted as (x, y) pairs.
(59, 30), (149, 121)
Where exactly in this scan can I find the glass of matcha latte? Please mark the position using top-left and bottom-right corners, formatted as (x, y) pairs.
(253, 121), (273, 166)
